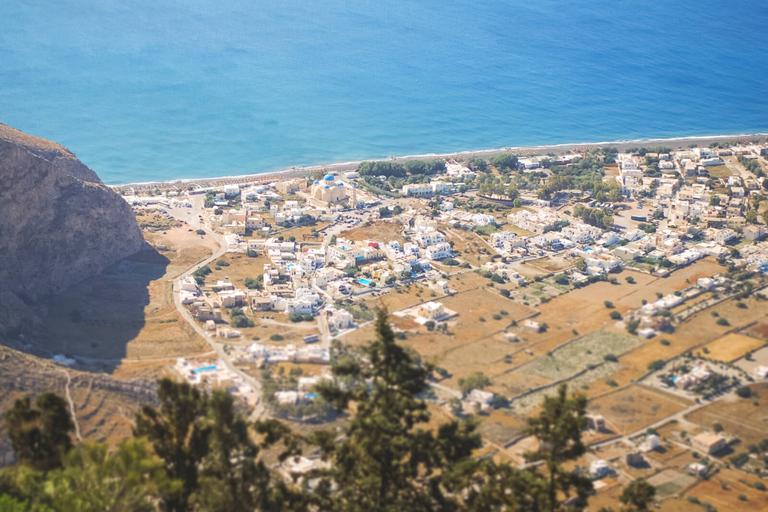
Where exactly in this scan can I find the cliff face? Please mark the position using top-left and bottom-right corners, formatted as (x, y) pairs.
(0, 123), (144, 335)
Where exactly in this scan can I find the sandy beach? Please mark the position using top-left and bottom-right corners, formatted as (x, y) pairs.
(112, 132), (767, 192)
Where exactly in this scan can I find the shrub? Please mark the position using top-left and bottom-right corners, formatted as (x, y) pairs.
(754, 482), (766, 491)
(648, 360), (666, 372)
(230, 315), (254, 328)
(606, 379), (619, 387)
(216, 259), (230, 266)
(660, 339), (671, 346)
(736, 302), (747, 309)
(492, 314), (502, 321)
(626, 319), (640, 334)
(302, 314), (314, 322)
(490, 273), (505, 284)
(738, 494), (747, 501)
(736, 386), (753, 399)
(604, 300), (614, 308)
(604, 354), (618, 363)
(443, 258), (459, 266)
(246, 249), (258, 258)
(270, 334), (284, 341)
(713, 422), (723, 433)
(609, 311), (622, 320)
(554, 274), (569, 285)
(716, 317), (730, 326)
(196, 229), (206, 235)
(478, 317), (486, 322)
(625, 276), (635, 284)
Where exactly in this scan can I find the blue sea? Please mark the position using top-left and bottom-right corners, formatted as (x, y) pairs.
(1, 0), (767, 184)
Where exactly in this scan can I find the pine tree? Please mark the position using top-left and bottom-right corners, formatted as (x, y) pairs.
(310, 308), (482, 512)
(524, 384), (592, 512)
(6, 392), (73, 471)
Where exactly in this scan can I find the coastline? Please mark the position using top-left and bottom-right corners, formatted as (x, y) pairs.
(111, 132), (767, 191)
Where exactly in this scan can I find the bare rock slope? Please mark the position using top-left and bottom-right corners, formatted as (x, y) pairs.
(0, 123), (144, 335)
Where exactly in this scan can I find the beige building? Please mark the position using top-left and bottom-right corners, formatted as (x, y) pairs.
(310, 174), (348, 203)
(691, 433), (727, 455)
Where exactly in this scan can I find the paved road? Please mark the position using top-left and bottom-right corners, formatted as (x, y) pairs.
(168, 216), (267, 419)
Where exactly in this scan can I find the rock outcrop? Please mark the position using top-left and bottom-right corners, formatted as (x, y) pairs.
(0, 123), (144, 335)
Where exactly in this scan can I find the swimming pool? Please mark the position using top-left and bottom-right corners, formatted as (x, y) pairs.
(194, 365), (218, 374)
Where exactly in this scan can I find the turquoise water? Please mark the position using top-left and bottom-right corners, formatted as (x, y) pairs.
(1, 1), (766, 184)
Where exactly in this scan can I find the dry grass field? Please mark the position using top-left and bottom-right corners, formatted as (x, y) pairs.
(32, 227), (215, 369)
(343, 220), (406, 244)
(203, 252), (270, 289)
(684, 382), (768, 447)
(699, 333), (766, 362)
(588, 385), (693, 435)
(678, 468), (768, 512)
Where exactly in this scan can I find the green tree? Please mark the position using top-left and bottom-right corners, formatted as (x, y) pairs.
(619, 479), (656, 511)
(524, 384), (592, 512)
(40, 439), (177, 512)
(134, 379), (211, 512)
(311, 308), (483, 511)
(6, 392), (73, 471)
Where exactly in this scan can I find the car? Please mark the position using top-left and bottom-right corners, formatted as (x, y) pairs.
(188, 228), (193, 232)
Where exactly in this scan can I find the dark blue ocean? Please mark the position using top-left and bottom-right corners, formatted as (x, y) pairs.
(1, 0), (767, 184)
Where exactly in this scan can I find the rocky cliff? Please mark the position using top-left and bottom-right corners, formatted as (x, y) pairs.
(0, 123), (144, 335)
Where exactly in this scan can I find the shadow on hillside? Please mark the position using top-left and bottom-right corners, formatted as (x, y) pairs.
(30, 246), (170, 373)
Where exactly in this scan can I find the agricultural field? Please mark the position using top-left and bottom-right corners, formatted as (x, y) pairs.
(439, 288), (535, 341)
(587, 385), (693, 436)
(698, 333), (766, 362)
(515, 330), (642, 382)
(684, 382), (768, 448)
(677, 468), (768, 512)
(646, 469), (697, 499)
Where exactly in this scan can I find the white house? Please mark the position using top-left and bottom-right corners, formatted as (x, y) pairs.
(425, 242), (452, 261)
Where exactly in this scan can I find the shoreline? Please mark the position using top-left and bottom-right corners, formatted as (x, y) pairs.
(111, 132), (767, 190)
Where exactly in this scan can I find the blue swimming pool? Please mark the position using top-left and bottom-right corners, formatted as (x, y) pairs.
(194, 365), (218, 374)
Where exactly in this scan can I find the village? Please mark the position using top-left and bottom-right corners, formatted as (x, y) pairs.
(121, 139), (768, 510)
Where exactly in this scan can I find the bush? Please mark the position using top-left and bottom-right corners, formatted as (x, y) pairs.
(648, 360), (666, 372)
(730, 453), (749, 467)
(554, 274), (569, 285)
(660, 339), (671, 346)
(490, 273), (505, 284)
(626, 319), (640, 334)
(230, 315), (254, 328)
(604, 300), (615, 308)
(606, 379), (619, 387)
(246, 249), (258, 258)
(499, 289), (511, 298)
(736, 386), (753, 399)
(302, 314), (314, 322)
(443, 258), (459, 266)
(738, 494), (747, 501)
(270, 334), (284, 341)
(196, 229), (206, 235)
(754, 482), (766, 491)
(625, 276), (635, 284)
(716, 317), (729, 326)
(604, 354), (618, 363)
(713, 422), (723, 433)
(609, 311), (622, 320)
(492, 314), (502, 321)
(216, 259), (230, 267)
